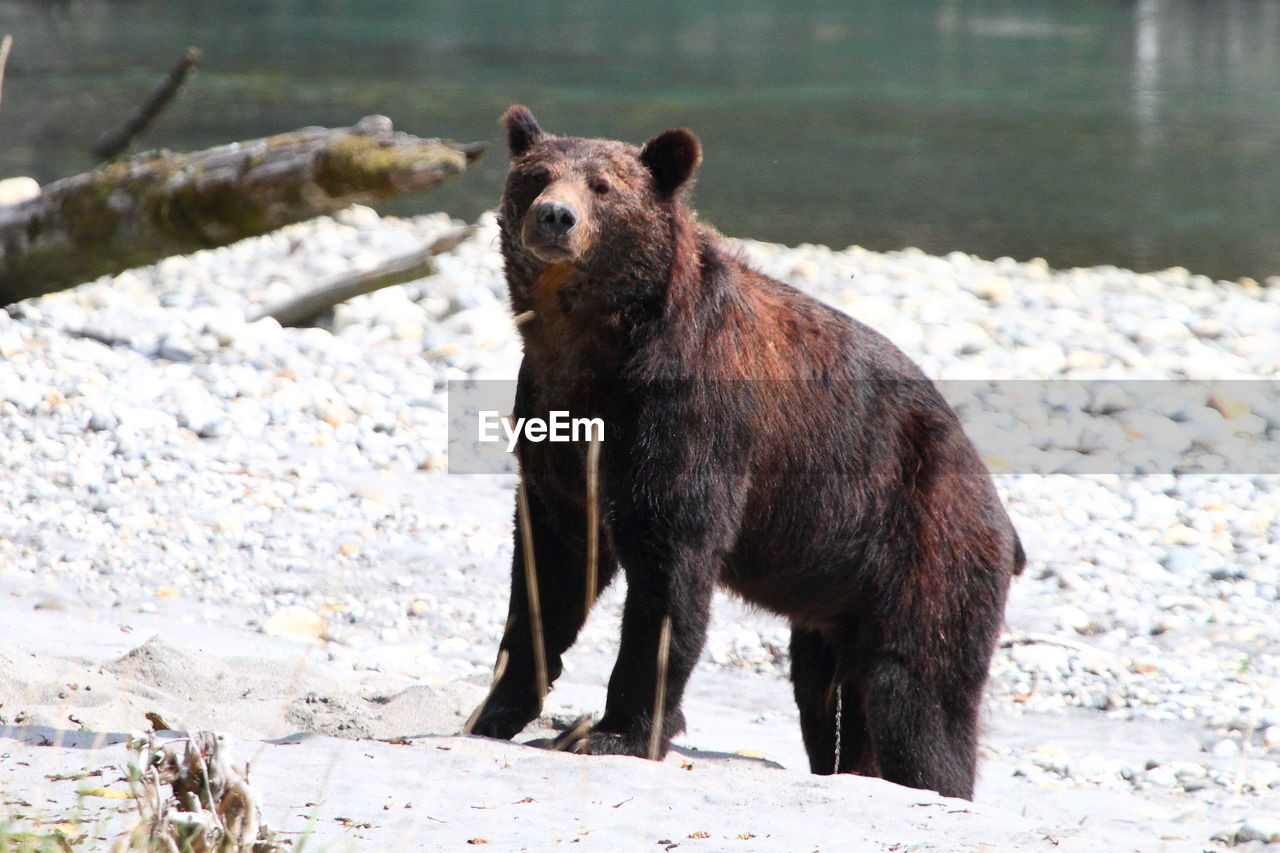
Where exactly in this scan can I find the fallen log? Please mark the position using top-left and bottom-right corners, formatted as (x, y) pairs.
(256, 223), (476, 328)
(0, 115), (485, 305)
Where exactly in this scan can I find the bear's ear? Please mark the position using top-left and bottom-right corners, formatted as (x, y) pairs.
(640, 128), (702, 198)
(501, 105), (544, 158)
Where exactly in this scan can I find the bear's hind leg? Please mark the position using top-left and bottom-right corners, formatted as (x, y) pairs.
(862, 656), (979, 800)
(790, 626), (875, 776)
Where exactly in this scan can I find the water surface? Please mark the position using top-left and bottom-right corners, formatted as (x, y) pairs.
(2, 0), (1279, 279)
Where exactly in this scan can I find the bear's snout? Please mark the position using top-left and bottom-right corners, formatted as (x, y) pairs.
(534, 200), (578, 240)
(520, 179), (593, 262)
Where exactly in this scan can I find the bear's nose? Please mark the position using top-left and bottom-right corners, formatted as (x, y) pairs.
(534, 200), (578, 239)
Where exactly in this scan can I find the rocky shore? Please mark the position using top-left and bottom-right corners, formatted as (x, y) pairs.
(1, 208), (1277, 850)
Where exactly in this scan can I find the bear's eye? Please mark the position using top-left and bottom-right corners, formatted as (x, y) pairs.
(590, 179), (610, 196)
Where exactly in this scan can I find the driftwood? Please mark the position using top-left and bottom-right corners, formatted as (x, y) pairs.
(0, 34), (12, 114)
(93, 47), (201, 160)
(257, 223), (476, 327)
(0, 115), (485, 305)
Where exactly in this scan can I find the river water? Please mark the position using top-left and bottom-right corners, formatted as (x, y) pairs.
(2, 0), (1279, 279)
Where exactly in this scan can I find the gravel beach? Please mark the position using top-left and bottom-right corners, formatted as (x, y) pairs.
(1, 206), (1277, 851)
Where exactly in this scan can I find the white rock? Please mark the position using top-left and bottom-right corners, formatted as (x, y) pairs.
(261, 606), (326, 640)
(0, 176), (39, 206)
(1054, 605), (1092, 634)
(1010, 643), (1070, 674)
(1211, 738), (1241, 758)
(1029, 743), (1070, 775)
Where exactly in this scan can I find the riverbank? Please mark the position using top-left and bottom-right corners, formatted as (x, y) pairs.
(1, 208), (1277, 850)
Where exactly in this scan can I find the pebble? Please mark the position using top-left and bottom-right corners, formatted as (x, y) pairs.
(1054, 605), (1093, 635)
(1211, 738), (1241, 758)
(1237, 816), (1280, 844)
(261, 606), (327, 640)
(0, 176), (40, 205)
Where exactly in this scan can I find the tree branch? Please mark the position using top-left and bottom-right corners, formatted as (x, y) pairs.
(0, 35), (13, 117)
(93, 47), (201, 160)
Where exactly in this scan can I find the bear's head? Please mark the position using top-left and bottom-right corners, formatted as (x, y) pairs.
(498, 105), (701, 274)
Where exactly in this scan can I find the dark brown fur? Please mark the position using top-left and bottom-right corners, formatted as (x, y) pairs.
(467, 106), (1024, 800)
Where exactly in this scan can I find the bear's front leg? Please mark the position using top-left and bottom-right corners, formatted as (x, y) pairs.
(584, 558), (715, 759)
(581, 389), (747, 759)
(467, 481), (617, 741)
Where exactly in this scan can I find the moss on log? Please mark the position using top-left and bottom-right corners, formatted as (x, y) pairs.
(0, 116), (485, 305)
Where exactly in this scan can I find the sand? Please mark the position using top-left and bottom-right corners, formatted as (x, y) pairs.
(0, 597), (1206, 852)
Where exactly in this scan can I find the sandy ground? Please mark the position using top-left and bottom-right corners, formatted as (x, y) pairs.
(0, 474), (1212, 853)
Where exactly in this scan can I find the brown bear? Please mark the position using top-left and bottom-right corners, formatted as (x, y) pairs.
(465, 105), (1024, 800)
